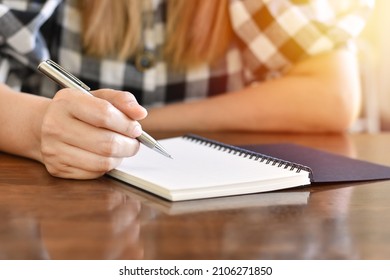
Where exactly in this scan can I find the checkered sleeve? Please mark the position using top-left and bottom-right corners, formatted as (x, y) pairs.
(0, 0), (61, 70)
(229, 0), (375, 79)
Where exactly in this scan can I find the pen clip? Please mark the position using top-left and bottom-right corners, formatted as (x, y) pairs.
(45, 60), (90, 92)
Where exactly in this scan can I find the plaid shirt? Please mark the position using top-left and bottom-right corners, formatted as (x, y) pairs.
(0, 0), (373, 107)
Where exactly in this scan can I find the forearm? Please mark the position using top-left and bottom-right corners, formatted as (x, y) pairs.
(142, 49), (361, 133)
(0, 84), (49, 161)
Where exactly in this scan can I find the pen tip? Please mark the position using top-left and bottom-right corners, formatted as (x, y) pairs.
(154, 143), (173, 159)
(163, 153), (173, 159)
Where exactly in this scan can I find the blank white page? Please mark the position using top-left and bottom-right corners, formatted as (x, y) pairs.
(109, 136), (311, 201)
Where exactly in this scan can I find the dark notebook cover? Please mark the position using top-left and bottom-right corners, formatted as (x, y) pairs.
(241, 143), (390, 183)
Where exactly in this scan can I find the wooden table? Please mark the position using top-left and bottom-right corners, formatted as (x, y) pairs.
(1, 132), (390, 260)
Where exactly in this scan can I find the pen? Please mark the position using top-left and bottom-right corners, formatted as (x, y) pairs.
(37, 59), (172, 159)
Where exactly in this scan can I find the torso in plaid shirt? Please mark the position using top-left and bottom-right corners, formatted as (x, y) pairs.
(0, 0), (373, 108)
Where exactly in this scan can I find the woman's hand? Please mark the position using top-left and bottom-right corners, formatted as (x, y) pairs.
(40, 88), (147, 179)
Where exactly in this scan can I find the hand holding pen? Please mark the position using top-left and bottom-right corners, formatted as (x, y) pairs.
(36, 60), (171, 179)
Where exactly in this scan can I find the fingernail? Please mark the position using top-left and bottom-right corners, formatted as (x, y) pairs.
(132, 125), (143, 137)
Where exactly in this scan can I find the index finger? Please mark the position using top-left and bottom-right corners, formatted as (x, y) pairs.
(92, 89), (148, 121)
(55, 89), (143, 138)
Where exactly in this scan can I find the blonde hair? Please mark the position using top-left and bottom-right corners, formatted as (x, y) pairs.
(80, 0), (232, 69)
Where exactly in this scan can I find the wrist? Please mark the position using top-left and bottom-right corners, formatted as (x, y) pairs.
(30, 96), (51, 163)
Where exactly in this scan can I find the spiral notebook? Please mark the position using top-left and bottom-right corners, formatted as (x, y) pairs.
(108, 135), (312, 201)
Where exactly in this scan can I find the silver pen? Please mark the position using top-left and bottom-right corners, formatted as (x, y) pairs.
(37, 59), (172, 159)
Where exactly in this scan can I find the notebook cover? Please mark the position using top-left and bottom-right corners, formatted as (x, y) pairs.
(241, 143), (390, 183)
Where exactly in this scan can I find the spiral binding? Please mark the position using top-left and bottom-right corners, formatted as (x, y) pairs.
(183, 134), (313, 175)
